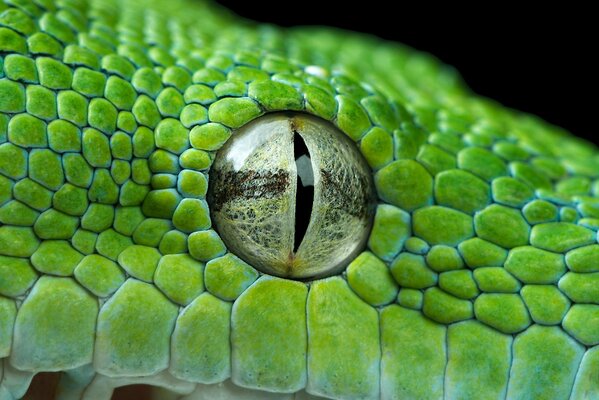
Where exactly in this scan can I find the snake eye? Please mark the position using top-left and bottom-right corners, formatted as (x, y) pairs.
(207, 113), (376, 279)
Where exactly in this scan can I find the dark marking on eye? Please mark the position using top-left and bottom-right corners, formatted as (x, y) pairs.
(209, 169), (290, 212)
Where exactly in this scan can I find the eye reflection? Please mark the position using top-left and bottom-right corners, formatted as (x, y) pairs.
(207, 113), (376, 279)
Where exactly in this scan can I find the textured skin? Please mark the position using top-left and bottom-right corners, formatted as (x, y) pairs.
(0, 0), (599, 399)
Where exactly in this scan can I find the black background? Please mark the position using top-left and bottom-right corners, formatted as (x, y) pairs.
(216, 2), (597, 147)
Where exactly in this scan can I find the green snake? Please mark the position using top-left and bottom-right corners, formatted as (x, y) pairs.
(0, 0), (598, 399)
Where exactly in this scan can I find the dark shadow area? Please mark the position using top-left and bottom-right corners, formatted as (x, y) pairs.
(23, 372), (59, 400)
(112, 384), (155, 399)
(216, 1), (597, 146)
(22, 373), (155, 400)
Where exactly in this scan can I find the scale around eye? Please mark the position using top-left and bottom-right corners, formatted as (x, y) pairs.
(207, 113), (377, 279)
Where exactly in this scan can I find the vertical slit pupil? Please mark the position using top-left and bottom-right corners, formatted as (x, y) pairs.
(293, 130), (314, 252)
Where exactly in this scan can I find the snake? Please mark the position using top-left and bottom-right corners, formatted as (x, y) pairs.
(0, 0), (598, 399)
